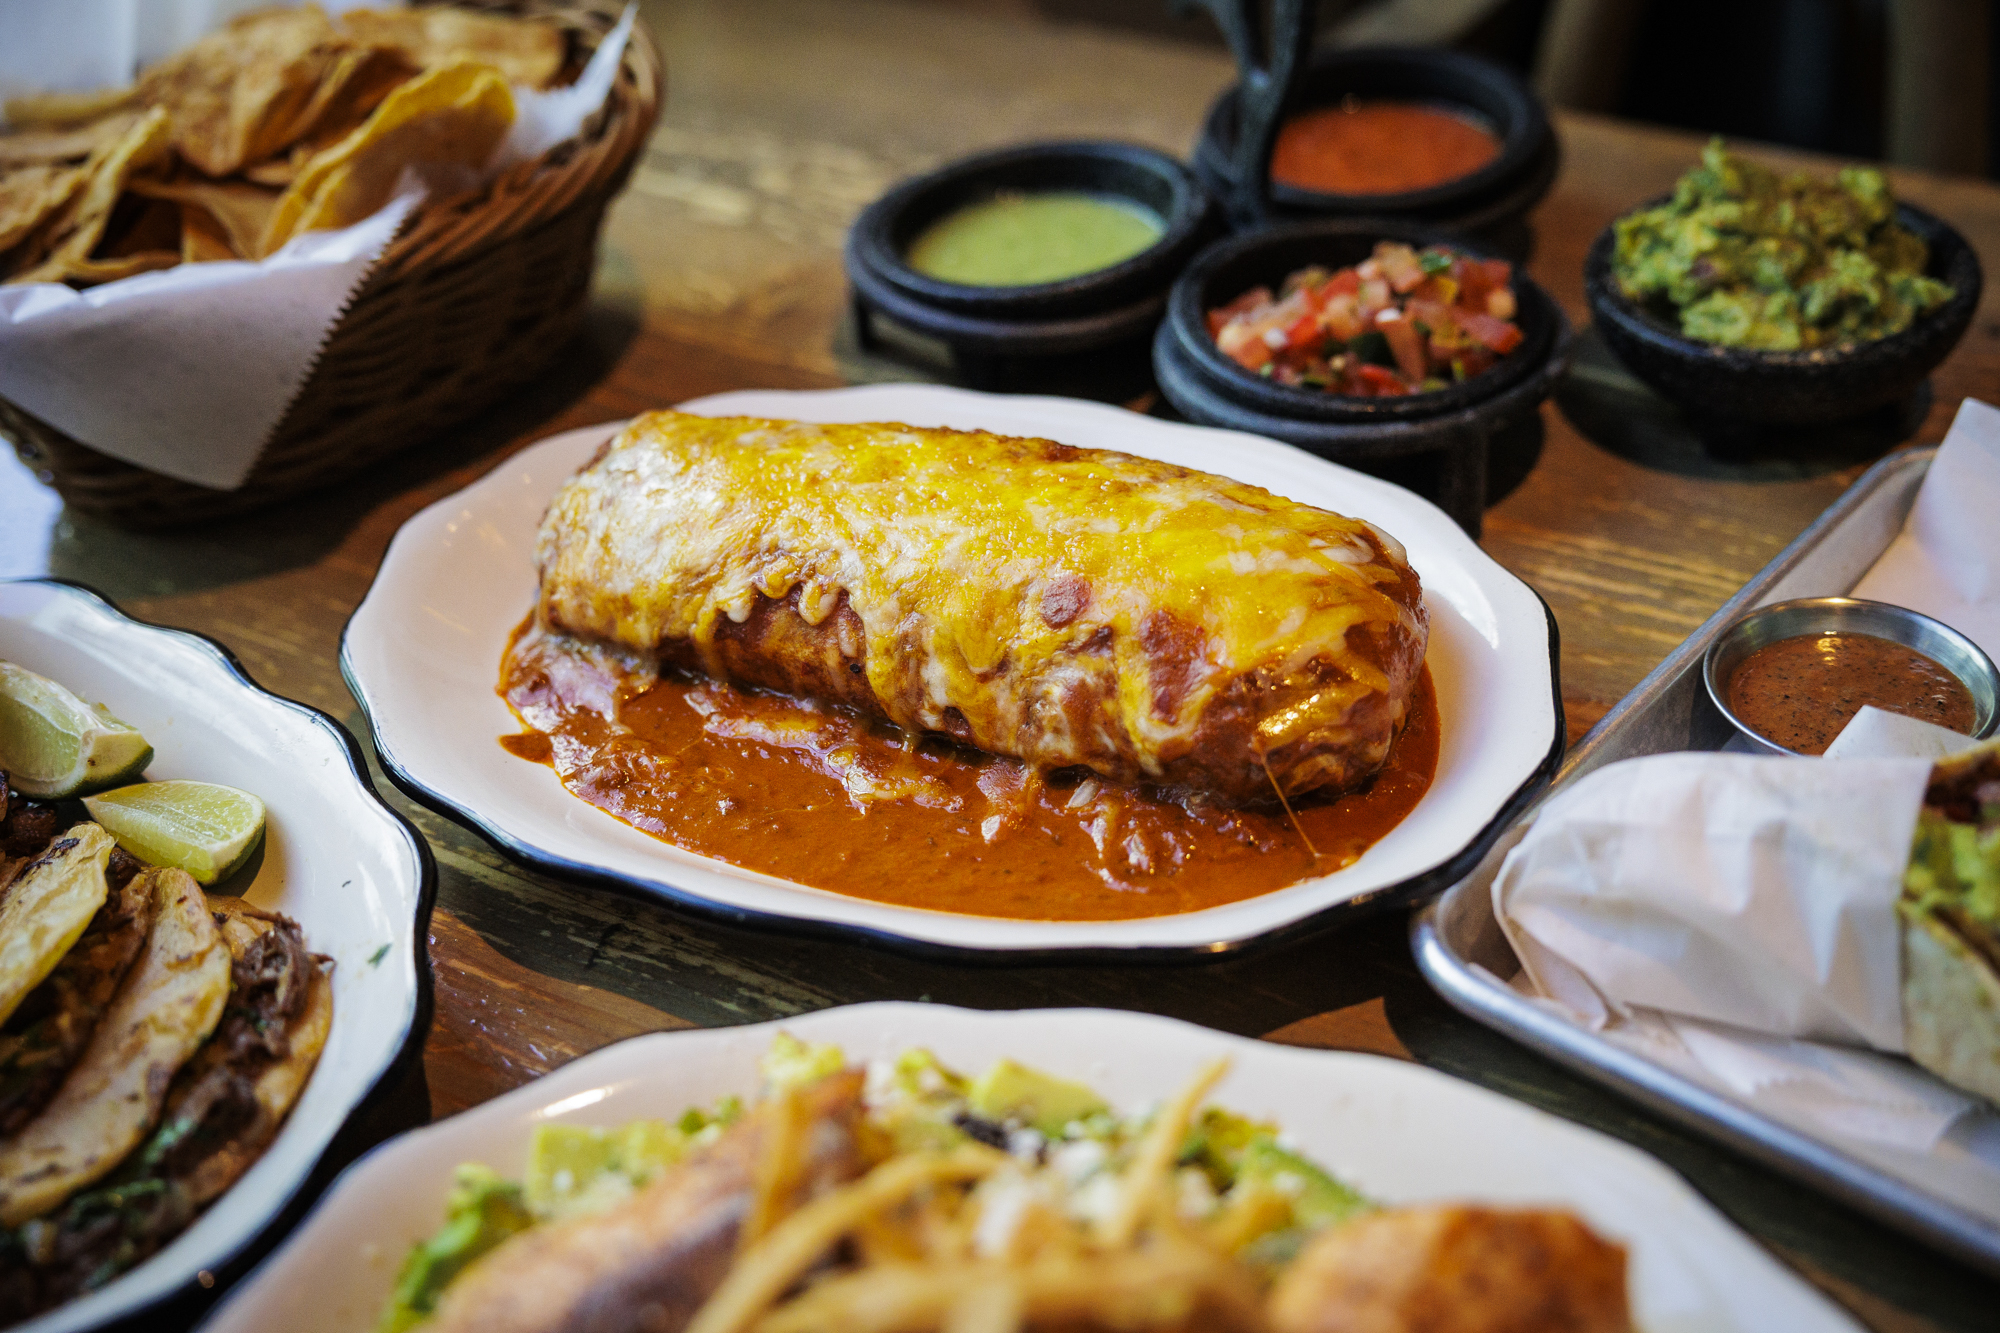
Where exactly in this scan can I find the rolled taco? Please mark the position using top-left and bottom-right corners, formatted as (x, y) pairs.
(1902, 741), (2000, 1103)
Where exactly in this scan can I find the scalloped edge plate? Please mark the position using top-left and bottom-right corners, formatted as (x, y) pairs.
(205, 1003), (1855, 1333)
(0, 578), (433, 1333)
(341, 385), (1560, 954)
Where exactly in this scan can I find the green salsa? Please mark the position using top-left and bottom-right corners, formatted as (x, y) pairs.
(906, 191), (1164, 287)
(1612, 138), (1954, 350)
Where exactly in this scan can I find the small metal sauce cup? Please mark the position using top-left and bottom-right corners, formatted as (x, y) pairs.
(1702, 596), (2000, 756)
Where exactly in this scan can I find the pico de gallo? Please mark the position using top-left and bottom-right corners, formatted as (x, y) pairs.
(1207, 241), (1524, 395)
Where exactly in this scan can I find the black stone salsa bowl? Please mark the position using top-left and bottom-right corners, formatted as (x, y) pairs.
(1153, 219), (1571, 537)
(845, 141), (1219, 387)
(1192, 45), (1558, 243)
(1584, 199), (1981, 427)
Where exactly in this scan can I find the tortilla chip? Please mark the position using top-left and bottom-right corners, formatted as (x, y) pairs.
(179, 203), (235, 262)
(129, 175), (279, 259)
(46, 192), (186, 286)
(7, 106), (174, 285)
(0, 112), (147, 167)
(0, 112), (153, 263)
(240, 154), (298, 186)
(293, 41), (419, 144)
(341, 6), (567, 89)
(97, 191), (181, 255)
(0, 869), (230, 1227)
(0, 163), (88, 255)
(2, 86), (140, 129)
(48, 252), (182, 285)
(136, 4), (346, 177)
(260, 59), (512, 255)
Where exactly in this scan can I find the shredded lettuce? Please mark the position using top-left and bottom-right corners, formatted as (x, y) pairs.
(377, 1165), (533, 1332)
(761, 1031), (847, 1093)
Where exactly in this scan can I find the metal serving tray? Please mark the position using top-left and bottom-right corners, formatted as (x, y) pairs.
(1413, 447), (2000, 1278)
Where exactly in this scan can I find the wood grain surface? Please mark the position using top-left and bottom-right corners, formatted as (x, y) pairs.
(3, 1), (1998, 1328)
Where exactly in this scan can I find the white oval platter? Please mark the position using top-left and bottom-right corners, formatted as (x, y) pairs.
(341, 384), (1560, 954)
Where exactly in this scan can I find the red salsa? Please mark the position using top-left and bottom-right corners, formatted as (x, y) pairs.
(1207, 242), (1523, 395)
(1272, 101), (1502, 196)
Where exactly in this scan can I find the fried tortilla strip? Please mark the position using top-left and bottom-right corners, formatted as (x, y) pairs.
(1266, 1205), (1633, 1333)
(341, 7), (567, 89)
(752, 1242), (1268, 1333)
(259, 59), (513, 256)
(133, 5), (345, 177)
(128, 176), (279, 260)
(0, 869), (230, 1227)
(423, 1071), (867, 1333)
(0, 851), (151, 1138)
(7, 106), (173, 286)
(0, 825), (114, 1028)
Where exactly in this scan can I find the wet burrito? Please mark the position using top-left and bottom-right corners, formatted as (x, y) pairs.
(530, 413), (1429, 805)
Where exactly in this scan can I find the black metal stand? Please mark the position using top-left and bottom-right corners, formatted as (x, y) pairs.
(1186, 0), (1320, 227)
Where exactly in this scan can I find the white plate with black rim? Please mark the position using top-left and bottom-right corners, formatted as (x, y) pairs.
(340, 384), (1561, 956)
(0, 579), (434, 1333)
(203, 1002), (1858, 1333)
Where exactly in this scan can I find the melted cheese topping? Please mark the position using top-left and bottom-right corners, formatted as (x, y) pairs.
(533, 412), (1425, 783)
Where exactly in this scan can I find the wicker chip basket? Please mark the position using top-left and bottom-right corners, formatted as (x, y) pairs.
(0, 2), (662, 528)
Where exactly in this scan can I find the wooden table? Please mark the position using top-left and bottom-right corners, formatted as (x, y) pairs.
(5, 1), (1999, 1326)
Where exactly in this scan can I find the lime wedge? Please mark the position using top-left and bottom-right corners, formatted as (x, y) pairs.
(83, 780), (267, 885)
(0, 661), (153, 799)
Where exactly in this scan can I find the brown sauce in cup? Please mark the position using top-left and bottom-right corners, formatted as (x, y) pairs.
(1725, 631), (1977, 754)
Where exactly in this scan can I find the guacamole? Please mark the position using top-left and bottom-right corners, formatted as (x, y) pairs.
(1612, 138), (1954, 351)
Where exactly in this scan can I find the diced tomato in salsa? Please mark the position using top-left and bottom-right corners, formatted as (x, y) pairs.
(1204, 242), (1523, 396)
(1354, 363), (1409, 395)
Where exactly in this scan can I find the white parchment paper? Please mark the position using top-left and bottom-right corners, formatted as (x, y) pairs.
(1852, 397), (2000, 661)
(1492, 749), (1987, 1149)
(1495, 751), (1932, 1051)
(0, 1), (634, 492)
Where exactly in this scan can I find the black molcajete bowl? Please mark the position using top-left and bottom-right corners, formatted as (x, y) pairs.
(1192, 46), (1558, 252)
(845, 141), (1219, 390)
(1153, 219), (1571, 537)
(1585, 200), (1981, 427)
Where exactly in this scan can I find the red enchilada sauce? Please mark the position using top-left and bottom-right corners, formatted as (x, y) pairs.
(1271, 101), (1501, 196)
(1725, 631), (1976, 755)
(497, 624), (1438, 921)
